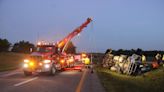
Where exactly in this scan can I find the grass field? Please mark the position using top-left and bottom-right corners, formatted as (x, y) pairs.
(96, 66), (164, 92)
(0, 52), (29, 72)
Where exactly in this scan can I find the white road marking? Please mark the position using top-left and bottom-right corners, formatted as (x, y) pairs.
(0, 69), (21, 77)
(14, 77), (38, 87)
(0, 72), (20, 77)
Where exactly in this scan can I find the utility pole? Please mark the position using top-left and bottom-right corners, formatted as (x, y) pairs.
(91, 53), (94, 73)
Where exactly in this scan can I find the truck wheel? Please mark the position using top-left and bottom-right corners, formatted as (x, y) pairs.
(24, 71), (32, 76)
(50, 66), (56, 76)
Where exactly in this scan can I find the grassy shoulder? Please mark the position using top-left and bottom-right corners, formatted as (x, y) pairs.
(0, 52), (29, 72)
(96, 66), (164, 92)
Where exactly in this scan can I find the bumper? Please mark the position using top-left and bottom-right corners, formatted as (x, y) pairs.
(23, 64), (51, 72)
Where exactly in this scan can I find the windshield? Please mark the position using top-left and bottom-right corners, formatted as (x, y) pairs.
(36, 46), (56, 53)
(30, 56), (43, 62)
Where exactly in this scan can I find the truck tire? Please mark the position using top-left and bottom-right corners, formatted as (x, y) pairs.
(50, 66), (56, 76)
(24, 71), (32, 76)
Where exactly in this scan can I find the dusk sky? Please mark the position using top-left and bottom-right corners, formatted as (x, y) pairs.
(0, 0), (164, 52)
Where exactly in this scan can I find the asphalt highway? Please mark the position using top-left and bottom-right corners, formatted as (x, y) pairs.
(0, 68), (105, 92)
(0, 69), (82, 92)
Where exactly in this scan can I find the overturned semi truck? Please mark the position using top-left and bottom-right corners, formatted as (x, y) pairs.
(102, 50), (153, 75)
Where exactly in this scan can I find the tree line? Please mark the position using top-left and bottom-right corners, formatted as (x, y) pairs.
(105, 48), (164, 57)
(0, 38), (76, 54)
(0, 38), (35, 53)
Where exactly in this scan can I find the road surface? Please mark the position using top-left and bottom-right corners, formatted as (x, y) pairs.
(0, 68), (105, 92)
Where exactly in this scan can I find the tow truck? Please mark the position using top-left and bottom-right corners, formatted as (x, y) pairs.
(22, 18), (92, 76)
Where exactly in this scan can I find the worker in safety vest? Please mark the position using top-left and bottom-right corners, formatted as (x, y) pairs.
(85, 57), (90, 65)
(162, 55), (164, 67)
(141, 55), (146, 63)
(155, 53), (162, 65)
(84, 57), (90, 68)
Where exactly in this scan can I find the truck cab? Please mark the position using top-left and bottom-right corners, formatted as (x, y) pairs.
(22, 43), (59, 76)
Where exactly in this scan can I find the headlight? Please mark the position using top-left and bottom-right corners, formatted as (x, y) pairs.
(44, 60), (51, 63)
(45, 64), (50, 68)
(23, 63), (28, 68)
(24, 59), (29, 63)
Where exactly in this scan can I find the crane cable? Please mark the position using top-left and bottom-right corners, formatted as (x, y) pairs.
(89, 20), (95, 73)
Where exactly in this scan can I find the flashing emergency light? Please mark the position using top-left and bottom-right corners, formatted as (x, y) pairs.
(60, 59), (65, 63)
(29, 62), (34, 66)
(69, 58), (74, 63)
(82, 53), (87, 57)
(37, 42), (41, 45)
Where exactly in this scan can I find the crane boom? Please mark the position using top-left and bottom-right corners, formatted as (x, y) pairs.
(57, 18), (92, 53)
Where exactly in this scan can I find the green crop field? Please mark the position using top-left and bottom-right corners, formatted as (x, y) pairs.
(96, 66), (164, 92)
(0, 52), (29, 72)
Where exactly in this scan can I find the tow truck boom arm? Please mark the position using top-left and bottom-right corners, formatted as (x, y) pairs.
(57, 18), (92, 52)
